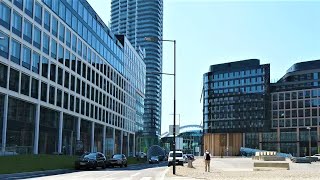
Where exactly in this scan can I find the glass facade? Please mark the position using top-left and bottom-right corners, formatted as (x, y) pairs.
(0, 0), (144, 156)
(203, 59), (270, 133)
(111, 0), (163, 138)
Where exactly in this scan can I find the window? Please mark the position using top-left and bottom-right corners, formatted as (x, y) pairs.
(34, 2), (42, 25)
(72, 34), (77, 52)
(41, 57), (49, 78)
(70, 75), (75, 91)
(65, 49), (70, 68)
(32, 52), (40, 74)
(22, 46), (31, 69)
(70, 95), (74, 111)
(10, 39), (21, 65)
(77, 39), (82, 56)
(31, 78), (39, 99)
(57, 89), (62, 107)
(24, 0), (33, 17)
(64, 92), (68, 109)
(0, 31), (9, 58)
(23, 19), (32, 44)
(33, 27), (41, 49)
(72, 14), (77, 31)
(20, 73), (30, 96)
(64, 71), (69, 88)
(66, 8), (71, 26)
(59, 3), (66, 21)
(49, 86), (55, 105)
(75, 98), (80, 113)
(41, 82), (47, 102)
(59, 23), (65, 42)
(52, 16), (58, 37)
(66, 28), (71, 47)
(0, 63), (8, 88)
(50, 63), (56, 82)
(12, 11), (22, 37)
(77, 20), (83, 37)
(58, 44), (64, 64)
(0, 2), (11, 29)
(57, 67), (63, 85)
(9, 68), (19, 92)
(42, 33), (50, 55)
(71, 54), (76, 71)
(14, 0), (23, 10)
(44, 10), (50, 31)
(76, 78), (80, 94)
(52, 0), (59, 14)
(51, 39), (57, 59)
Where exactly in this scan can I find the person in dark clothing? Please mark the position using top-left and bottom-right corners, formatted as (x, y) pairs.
(204, 149), (211, 172)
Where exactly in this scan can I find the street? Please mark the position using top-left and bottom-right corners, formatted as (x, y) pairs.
(22, 162), (168, 180)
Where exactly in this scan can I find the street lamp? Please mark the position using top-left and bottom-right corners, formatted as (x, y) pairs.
(145, 37), (177, 175)
(306, 127), (311, 156)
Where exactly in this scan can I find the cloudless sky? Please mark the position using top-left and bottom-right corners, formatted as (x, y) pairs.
(87, 0), (320, 134)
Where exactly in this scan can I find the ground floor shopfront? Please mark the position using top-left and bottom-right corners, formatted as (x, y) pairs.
(204, 128), (320, 157)
(0, 94), (135, 157)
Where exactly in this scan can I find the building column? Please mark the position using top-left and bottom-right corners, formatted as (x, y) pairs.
(133, 134), (136, 157)
(103, 125), (106, 154)
(226, 133), (229, 156)
(120, 130), (123, 154)
(127, 133), (130, 156)
(91, 122), (95, 152)
(112, 128), (115, 154)
(77, 117), (81, 141)
(297, 127), (300, 157)
(58, 112), (63, 154)
(33, 103), (40, 154)
(317, 126), (320, 154)
(242, 133), (246, 147)
(277, 127), (281, 152)
(1, 95), (8, 153)
(259, 132), (262, 150)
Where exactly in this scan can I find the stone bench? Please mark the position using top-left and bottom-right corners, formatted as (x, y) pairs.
(253, 161), (290, 171)
(261, 156), (285, 161)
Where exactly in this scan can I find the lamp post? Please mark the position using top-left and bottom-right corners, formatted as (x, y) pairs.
(145, 37), (176, 174)
(307, 127), (311, 156)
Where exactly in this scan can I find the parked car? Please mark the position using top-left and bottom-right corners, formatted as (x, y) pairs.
(136, 152), (146, 158)
(149, 156), (159, 164)
(305, 156), (318, 162)
(291, 157), (311, 163)
(311, 154), (320, 161)
(109, 154), (128, 167)
(168, 151), (184, 166)
(75, 152), (107, 170)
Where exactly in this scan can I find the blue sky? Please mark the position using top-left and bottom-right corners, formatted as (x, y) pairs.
(87, 0), (320, 134)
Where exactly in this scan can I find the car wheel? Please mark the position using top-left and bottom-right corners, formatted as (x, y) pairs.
(120, 163), (124, 168)
(75, 166), (80, 170)
(125, 163), (128, 167)
(93, 162), (97, 170)
(102, 163), (106, 169)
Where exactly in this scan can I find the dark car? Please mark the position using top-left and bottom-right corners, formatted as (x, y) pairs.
(149, 156), (159, 164)
(75, 152), (108, 170)
(109, 154), (128, 167)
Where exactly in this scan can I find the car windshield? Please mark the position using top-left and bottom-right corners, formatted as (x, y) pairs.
(151, 156), (158, 159)
(112, 154), (122, 159)
(81, 153), (96, 159)
(170, 153), (183, 157)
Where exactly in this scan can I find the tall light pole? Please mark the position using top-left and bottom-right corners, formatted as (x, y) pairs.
(145, 37), (176, 175)
(307, 127), (311, 156)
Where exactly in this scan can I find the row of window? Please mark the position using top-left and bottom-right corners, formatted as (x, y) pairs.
(272, 89), (320, 101)
(208, 76), (265, 89)
(0, 62), (135, 132)
(272, 99), (320, 110)
(205, 68), (266, 82)
(205, 120), (265, 129)
(272, 109), (319, 119)
(272, 118), (320, 128)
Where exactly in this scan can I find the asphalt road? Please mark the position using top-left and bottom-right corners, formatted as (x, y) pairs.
(26, 162), (168, 180)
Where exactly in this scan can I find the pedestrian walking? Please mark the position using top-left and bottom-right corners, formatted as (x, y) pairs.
(204, 149), (211, 172)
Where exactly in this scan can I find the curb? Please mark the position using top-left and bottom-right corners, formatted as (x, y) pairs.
(0, 169), (74, 179)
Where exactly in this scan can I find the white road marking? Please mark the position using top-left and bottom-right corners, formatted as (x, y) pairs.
(131, 172), (141, 177)
(140, 177), (152, 180)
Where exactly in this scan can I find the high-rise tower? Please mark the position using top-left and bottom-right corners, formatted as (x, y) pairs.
(111, 0), (163, 143)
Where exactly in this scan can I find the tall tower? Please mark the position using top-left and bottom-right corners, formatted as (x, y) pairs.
(111, 0), (163, 144)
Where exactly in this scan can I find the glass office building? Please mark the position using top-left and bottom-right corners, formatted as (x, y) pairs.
(271, 60), (320, 156)
(111, 0), (163, 143)
(0, 0), (144, 156)
(202, 59), (270, 156)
